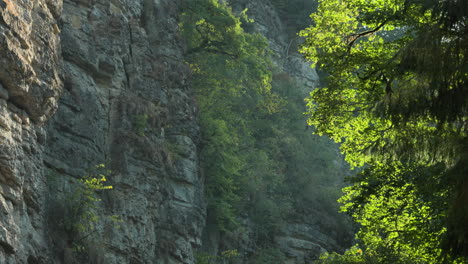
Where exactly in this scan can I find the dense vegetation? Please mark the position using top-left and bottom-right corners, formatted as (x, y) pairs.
(180, 0), (351, 261)
(300, 0), (468, 263)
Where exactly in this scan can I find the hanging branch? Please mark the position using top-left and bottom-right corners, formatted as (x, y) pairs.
(346, 21), (387, 52)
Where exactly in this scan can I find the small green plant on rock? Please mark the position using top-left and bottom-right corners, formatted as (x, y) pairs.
(248, 247), (286, 264)
(61, 164), (113, 251)
(133, 114), (148, 136)
(195, 249), (240, 264)
(162, 140), (184, 166)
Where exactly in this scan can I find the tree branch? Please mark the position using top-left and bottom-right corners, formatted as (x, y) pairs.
(347, 21), (387, 52)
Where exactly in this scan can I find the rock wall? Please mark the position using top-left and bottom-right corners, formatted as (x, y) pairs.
(0, 0), (62, 263)
(230, 0), (320, 93)
(1, 0), (205, 263)
(44, 0), (205, 263)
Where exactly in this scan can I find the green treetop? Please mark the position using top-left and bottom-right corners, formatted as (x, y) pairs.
(300, 0), (467, 262)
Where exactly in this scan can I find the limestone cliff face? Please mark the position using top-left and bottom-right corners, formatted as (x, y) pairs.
(0, 0), (62, 263)
(229, 0), (320, 94)
(1, 0), (205, 263)
(44, 0), (204, 263)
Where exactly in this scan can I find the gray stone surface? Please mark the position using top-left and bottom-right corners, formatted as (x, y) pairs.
(44, 0), (205, 263)
(0, 0), (63, 263)
(0, 0), (205, 263)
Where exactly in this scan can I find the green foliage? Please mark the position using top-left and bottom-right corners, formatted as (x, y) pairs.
(181, 0), (352, 254)
(248, 247), (286, 264)
(161, 139), (183, 168)
(300, 0), (468, 262)
(133, 114), (148, 136)
(316, 246), (368, 264)
(195, 250), (240, 264)
(67, 164), (113, 251)
(50, 164), (114, 252)
(315, 244), (414, 264)
(181, 0), (281, 232)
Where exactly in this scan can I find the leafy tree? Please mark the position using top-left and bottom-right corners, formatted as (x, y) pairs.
(180, 0), (353, 257)
(180, 0), (282, 232)
(300, 0), (467, 262)
(180, 2), (353, 259)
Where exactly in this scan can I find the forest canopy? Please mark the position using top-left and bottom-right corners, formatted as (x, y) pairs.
(180, 0), (352, 261)
(300, 0), (467, 263)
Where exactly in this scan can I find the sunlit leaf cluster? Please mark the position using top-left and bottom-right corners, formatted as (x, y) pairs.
(300, 0), (468, 262)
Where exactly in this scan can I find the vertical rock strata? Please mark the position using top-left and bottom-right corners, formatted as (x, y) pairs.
(0, 0), (63, 263)
(44, 0), (204, 263)
(2, 0), (204, 263)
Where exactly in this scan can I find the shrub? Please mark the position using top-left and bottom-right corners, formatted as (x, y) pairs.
(48, 164), (114, 252)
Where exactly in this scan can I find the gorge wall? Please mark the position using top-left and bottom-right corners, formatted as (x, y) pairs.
(201, 1), (353, 263)
(45, 0), (205, 263)
(0, 0), (351, 263)
(0, 0), (62, 263)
